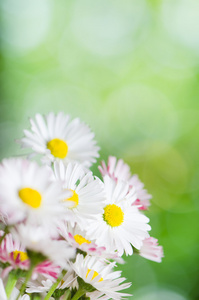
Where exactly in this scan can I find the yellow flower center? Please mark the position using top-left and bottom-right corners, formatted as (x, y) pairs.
(74, 234), (91, 245)
(103, 204), (124, 227)
(11, 250), (29, 262)
(18, 188), (42, 209)
(65, 189), (79, 208)
(86, 269), (103, 282)
(47, 138), (68, 159)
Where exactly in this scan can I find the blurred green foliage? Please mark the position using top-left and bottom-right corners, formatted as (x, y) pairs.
(0, 0), (199, 299)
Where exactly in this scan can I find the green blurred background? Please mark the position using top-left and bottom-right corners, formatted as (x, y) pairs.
(0, 0), (199, 299)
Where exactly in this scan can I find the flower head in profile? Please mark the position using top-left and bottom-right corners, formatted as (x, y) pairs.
(87, 175), (151, 256)
(72, 254), (131, 300)
(99, 156), (152, 210)
(0, 158), (71, 226)
(19, 112), (99, 167)
(53, 161), (105, 228)
(139, 237), (164, 263)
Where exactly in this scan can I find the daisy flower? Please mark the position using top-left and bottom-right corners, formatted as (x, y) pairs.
(99, 156), (152, 210)
(26, 270), (75, 294)
(0, 230), (60, 282)
(25, 275), (56, 294)
(72, 254), (131, 300)
(0, 230), (29, 275)
(58, 221), (118, 259)
(26, 276), (55, 294)
(139, 237), (164, 263)
(19, 112), (99, 167)
(87, 175), (151, 256)
(53, 161), (105, 227)
(0, 158), (71, 225)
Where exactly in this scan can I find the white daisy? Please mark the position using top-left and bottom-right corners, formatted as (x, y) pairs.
(53, 161), (105, 227)
(0, 158), (70, 225)
(72, 254), (131, 300)
(19, 112), (99, 167)
(87, 175), (151, 256)
(139, 237), (164, 263)
(58, 221), (118, 259)
(26, 271), (75, 294)
(26, 275), (55, 294)
(99, 156), (152, 210)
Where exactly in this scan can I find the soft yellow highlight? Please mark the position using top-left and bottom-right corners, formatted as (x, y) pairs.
(47, 138), (68, 159)
(103, 204), (124, 227)
(74, 234), (91, 245)
(18, 187), (42, 209)
(66, 189), (79, 208)
(86, 269), (103, 282)
(12, 250), (29, 262)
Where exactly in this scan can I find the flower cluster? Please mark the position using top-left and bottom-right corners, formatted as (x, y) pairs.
(0, 112), (163, 299)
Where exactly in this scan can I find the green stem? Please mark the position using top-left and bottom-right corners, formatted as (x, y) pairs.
(16, 263), (35, 300)
(44, 270), (67, 300)
(5, 272), (18, 298)
(31, 296), (40, 300)
(44, 280), (60, 300)
(71, 288), (85, 300)
(64, 289), (71, 300)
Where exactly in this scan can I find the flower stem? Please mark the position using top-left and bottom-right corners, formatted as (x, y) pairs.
(16, 263), (35, 300)
(44, 280), (60, 300)
(44, 270), (67, 300)
(5, 271), (18, 298)
(64, 289), (71, 300)
(71, 288), (85, 300)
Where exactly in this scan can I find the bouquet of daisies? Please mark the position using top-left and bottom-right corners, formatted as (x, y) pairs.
(0, 112), (163, 300)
